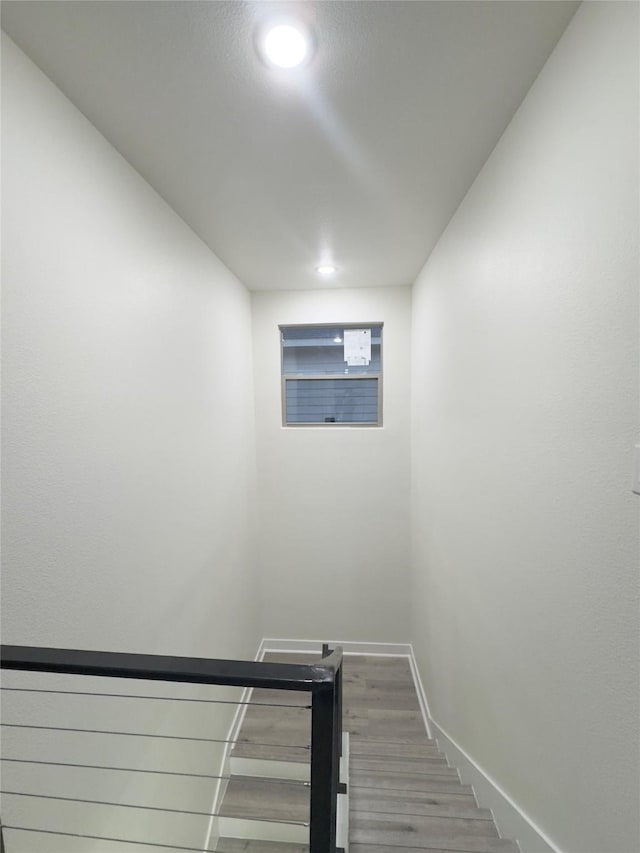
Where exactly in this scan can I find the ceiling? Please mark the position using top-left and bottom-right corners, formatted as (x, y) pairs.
(1, 1), (578, 291)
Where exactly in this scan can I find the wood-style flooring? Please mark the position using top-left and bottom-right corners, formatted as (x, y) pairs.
(216, 653), (519, 853)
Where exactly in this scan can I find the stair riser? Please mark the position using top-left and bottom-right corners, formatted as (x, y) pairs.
(230, 757), (309, 781)
(218, 817), (308, 845)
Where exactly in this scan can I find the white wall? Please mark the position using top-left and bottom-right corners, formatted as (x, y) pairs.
(410, 4), (639, 853)
(1, 34), (259, 850)
(252, 287), (412, 642)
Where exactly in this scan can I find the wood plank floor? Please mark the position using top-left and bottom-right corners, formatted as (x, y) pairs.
(217, 653), (519, 853)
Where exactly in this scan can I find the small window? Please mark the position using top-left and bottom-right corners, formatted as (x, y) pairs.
(280, 324), (382, 426)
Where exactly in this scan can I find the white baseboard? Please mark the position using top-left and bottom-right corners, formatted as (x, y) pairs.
(262, 636), (414, 657)
(406, 645), (433, 739)
(406, 644), (562, 853)
(429, 718), (564, 853)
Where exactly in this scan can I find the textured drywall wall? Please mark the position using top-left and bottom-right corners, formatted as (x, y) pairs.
(252, 287), (412, 642)
(1, 34), (259, 849)
(410, 4), (639, 852)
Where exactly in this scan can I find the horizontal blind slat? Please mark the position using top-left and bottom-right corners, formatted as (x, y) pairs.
(285, 378), (378, 424)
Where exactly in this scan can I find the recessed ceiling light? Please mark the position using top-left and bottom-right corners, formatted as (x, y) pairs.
(316, 264), (337, 276)
(263, 24), (310, 69)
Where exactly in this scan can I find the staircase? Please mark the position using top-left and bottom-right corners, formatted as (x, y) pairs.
(214, 652), (520, 853)
(1, 646), (519, 852)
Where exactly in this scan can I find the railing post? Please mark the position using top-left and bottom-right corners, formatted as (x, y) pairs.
(323, 641), (343, 758)
(335, 660), (343, 758)
(310, 680), (337, 853)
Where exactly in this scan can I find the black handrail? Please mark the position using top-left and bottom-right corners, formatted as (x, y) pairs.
(0, 643), (344, 853)
(0, 644), (342, 691)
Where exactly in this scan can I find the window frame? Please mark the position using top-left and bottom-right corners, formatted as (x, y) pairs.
(279, 322), (384, 428)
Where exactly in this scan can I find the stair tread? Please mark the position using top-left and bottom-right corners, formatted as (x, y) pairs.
(351, 844), (519, 853)
(351, 784), (477, 803)
(346, 710), (430, 740)
(216, 840), (308, 852)
(350, 789), (492, 820)
(351, 771), (473, 796)
(345, 691), (421, 712)
(234, 710), (310, 744)
(248, 688), (310, 707)
(218, 775), (309, 824)
(352, 812), (517, 851)
(351, 811), (499, 840)
(351, 758), (457, 776)
(350, 739), (443, 757)
(350, 833), (509, 851)
(232, 741), (310, 763)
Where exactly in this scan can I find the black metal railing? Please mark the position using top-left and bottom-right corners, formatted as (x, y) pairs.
(0, 643), (344, 853)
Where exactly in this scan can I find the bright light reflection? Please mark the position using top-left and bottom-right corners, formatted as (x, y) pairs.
(294, 75), (391, 209)
(263, 25), (309, 68)
(316, 264), (337, 276)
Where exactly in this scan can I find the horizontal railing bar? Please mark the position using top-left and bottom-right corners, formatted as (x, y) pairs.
(1, 791), (309, 826)
(0, 827), (210, 852)
(1, 644), (342, 692)
(1, 757), (311, 784)
(1, 687), (311, 709)
(2, 826), (280, 852)
(1, 723), (310, 749)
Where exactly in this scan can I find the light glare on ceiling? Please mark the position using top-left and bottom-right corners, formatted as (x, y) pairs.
(316, 264), (337, 276)
(263, 24), (309, 68)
